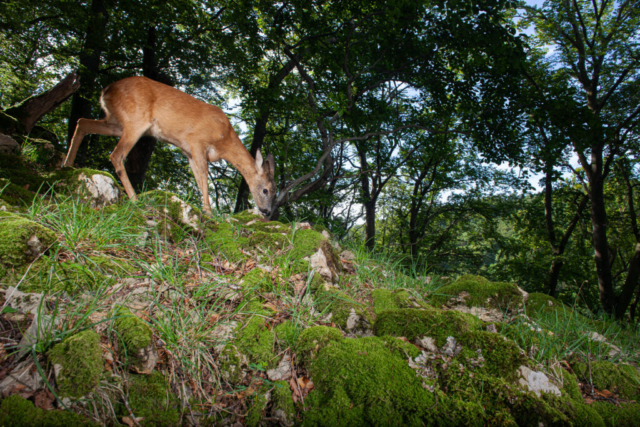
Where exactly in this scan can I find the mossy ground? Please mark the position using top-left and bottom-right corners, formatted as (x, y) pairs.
(0, 213), (57, 278)
(120, 372), (180, 426)
(1, 156), (638, 426)
(430, 274), (524, 310)
(47, 329), (103, 398)
(0, 395), (95, 426)
(112, 306), (153, 366)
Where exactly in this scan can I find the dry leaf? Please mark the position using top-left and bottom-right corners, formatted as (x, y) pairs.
(122, 416), (144, 426)
(33, 389), (55, 410)
(263, 302), (278, 312)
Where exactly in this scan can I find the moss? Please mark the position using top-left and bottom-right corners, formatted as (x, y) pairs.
(297, 326), (343, 363)
(430, 275), (524, 310)
(219, 344), (246, 384)
(288, 228), (327, 260)
(374, 307), (482, 344)
(248, 230), (289, 252)
(0, 152), (51, 192)
(47, 329), (103, 398)
(526, 292), (564, 314)
(246, 387), (269, 427)
(205, 221), (249, 263)
(571, 361), (640, 399)
(274, 321), (299, 348)
(112, 307), (153, 363)
(312, 223), (332, 238)
(303, 336), (437, 426)
(378, 335), (422, 359)
(0, 214), (56, 275)
(0, 395), (95, 426)
(0, 178), (36, 206)
(53, 168), (122, 199)
(232, 209), (264, 224)
(314, 287), (371, 330)
(124, 372), (180, 427)
(20, 137), (63, 167)
(592, 401), (640, 427)
(139, 189), (200, 226)
(235, 315), (277, 369)
(3, 258), (114, 293)
(372, 288), (425, 315)
(271, 380), (296, 425)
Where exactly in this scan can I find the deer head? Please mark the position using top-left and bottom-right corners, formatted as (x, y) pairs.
(250, 149), (277, 216)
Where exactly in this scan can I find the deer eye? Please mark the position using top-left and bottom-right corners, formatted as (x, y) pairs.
(263, 189), (268, 195)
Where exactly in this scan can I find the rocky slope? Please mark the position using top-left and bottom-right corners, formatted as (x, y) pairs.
(0, 150), (639, 426)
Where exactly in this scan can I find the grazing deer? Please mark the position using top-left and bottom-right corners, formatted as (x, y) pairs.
(63, 76), (276, 216)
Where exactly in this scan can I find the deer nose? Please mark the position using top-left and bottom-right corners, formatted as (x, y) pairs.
(260, 208), (271, 217)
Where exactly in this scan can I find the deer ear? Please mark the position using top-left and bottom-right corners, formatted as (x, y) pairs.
(255, 149), (264, 173)
(266, 153), (275, 175)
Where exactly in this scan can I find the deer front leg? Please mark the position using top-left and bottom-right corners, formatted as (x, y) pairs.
(188, 152), (213, 215)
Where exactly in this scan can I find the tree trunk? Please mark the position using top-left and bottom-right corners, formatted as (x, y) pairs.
(66, 0), (109, 167)
(614, 162), (640, 319)
(590, 173), (615, 314)
(4, 73), (80, 134)
(364, 200), (376, 250)
(546, 258), (564, 297)
(125, 26), (166, 192)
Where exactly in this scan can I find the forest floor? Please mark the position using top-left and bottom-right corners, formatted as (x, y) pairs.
(1, 156), (640, 426)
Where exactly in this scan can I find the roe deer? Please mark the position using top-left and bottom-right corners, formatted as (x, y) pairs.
(63, 76), (276, 216)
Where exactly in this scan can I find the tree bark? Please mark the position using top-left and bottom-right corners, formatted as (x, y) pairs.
(4, 73), (80, 134)
(614, 161), (640, 319)
(589, 168), (615, 314)
(66, 0), (109, 167)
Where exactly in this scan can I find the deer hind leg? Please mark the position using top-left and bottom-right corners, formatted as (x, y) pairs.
(109, 125), (149, 201)
(63, 118), (122, 167)
(187, 151), (212, 215)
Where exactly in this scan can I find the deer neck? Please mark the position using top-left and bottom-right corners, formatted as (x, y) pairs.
(224, 145), (258, 190)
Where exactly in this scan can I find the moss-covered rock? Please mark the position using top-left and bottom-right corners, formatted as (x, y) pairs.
(47, 329), (103, 398)
(139, 190), (200, 227)
(0, 394), (95, 426)
(0, 177), (36, 206)
(0, 213), (56, 279)
(248, 230), (289, 252)
(372, 288), (427, 315)
(112, 307), (156, 373)
(288, 228), (327, 260)
(314, 287), (372, 333)
(297, 326), (344, 363)
(592, 401), (640, 427)
(526, 292), (564, 314)
(374, 307), (482, 343)
(430, 275), (524, 311)
(55, 168), (121, 208)
(205, 221), (250, 264)
(220, 314), (278, 383)
(123, 372), (180, 426)
(303, 336), (437, 426)
(271, 380), (295, 426)
(246, 386), (270, 427)
(571, 360), (640, 399)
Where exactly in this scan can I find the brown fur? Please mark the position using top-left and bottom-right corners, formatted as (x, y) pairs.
(63, 77), (276, 215)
